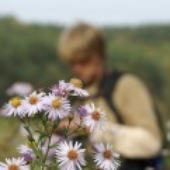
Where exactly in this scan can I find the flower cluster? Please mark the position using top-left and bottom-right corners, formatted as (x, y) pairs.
(1, 78), (120, 170)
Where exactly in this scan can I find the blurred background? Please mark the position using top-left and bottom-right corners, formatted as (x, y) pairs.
(0, 0), (170, 164)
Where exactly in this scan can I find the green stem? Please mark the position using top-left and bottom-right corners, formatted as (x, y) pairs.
(41, 124), (55, 170)
(64, 119), (72, 138)
(66, 126), (82, 138)
(30, 160), (36, 170)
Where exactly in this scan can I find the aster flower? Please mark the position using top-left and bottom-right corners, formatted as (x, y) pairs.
(22, 91), (44, 116)
(17, 145), (34, 162)
(82, 103), (106, 132)
(51, 80), (70, 98)
(69, 78), (89, 97)
(3, 97), (24, 117)
(42, 93), (71, 120)
(93, 143), (120, 170)
(6, 82), (33, 97)
(56, 141), (86, 170)
(78, 106), (88, 118)
(0, 157), (29, 170)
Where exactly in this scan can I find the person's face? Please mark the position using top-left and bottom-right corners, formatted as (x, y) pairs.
(69, 55), (103, 84)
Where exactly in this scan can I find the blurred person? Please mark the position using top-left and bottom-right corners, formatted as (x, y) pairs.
(57, 23), (163, 170)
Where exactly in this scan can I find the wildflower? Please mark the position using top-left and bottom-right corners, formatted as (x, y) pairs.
(0, 157), (29, 170)
(17, 145), (34, 162)
(51, 80), (70, 98)
(4, 97), (24, 117)
(42, 93), (71, 120)
(6, 82), (33, 97)
(78, 106), (88, 118)
(82, 103), (106, 132)
(93, 143), (120, 170)
(56, 141), (86, 170)
(23, 91), (44, 116)
(69, 78), (89, 97)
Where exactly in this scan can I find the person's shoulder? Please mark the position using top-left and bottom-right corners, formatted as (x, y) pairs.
(115, 72), (147, 92)
(113, 72), (152, 104)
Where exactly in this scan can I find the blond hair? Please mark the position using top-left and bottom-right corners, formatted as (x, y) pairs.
(58, 23), (105, 63)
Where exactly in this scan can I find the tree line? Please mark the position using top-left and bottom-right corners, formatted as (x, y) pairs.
(0, 16), (170, 117)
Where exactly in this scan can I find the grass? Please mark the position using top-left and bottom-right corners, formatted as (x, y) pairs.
(0, 117), (24, 161)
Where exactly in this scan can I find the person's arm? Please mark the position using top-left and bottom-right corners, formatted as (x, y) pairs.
(90, 74), (162, 158)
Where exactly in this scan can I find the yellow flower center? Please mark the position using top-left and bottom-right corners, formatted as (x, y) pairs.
(29, 95), (38, 105)
(103, 150), (112, 159)
(91, 111), (100, 121)
(67, 150), (78, 160)
(8, 164), (19, 170)
(10, 97), (21, 108)
(51, 98), (61, 108)
(70, 78), (83, 88)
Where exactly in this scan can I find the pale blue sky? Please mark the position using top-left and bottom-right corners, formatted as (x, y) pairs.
(0, 0), (170, 26)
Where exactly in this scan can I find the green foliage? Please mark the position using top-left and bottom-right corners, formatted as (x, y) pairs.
(0, 16), (70, 104)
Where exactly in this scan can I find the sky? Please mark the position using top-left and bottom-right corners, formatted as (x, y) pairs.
(0, 0), (170, 26)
